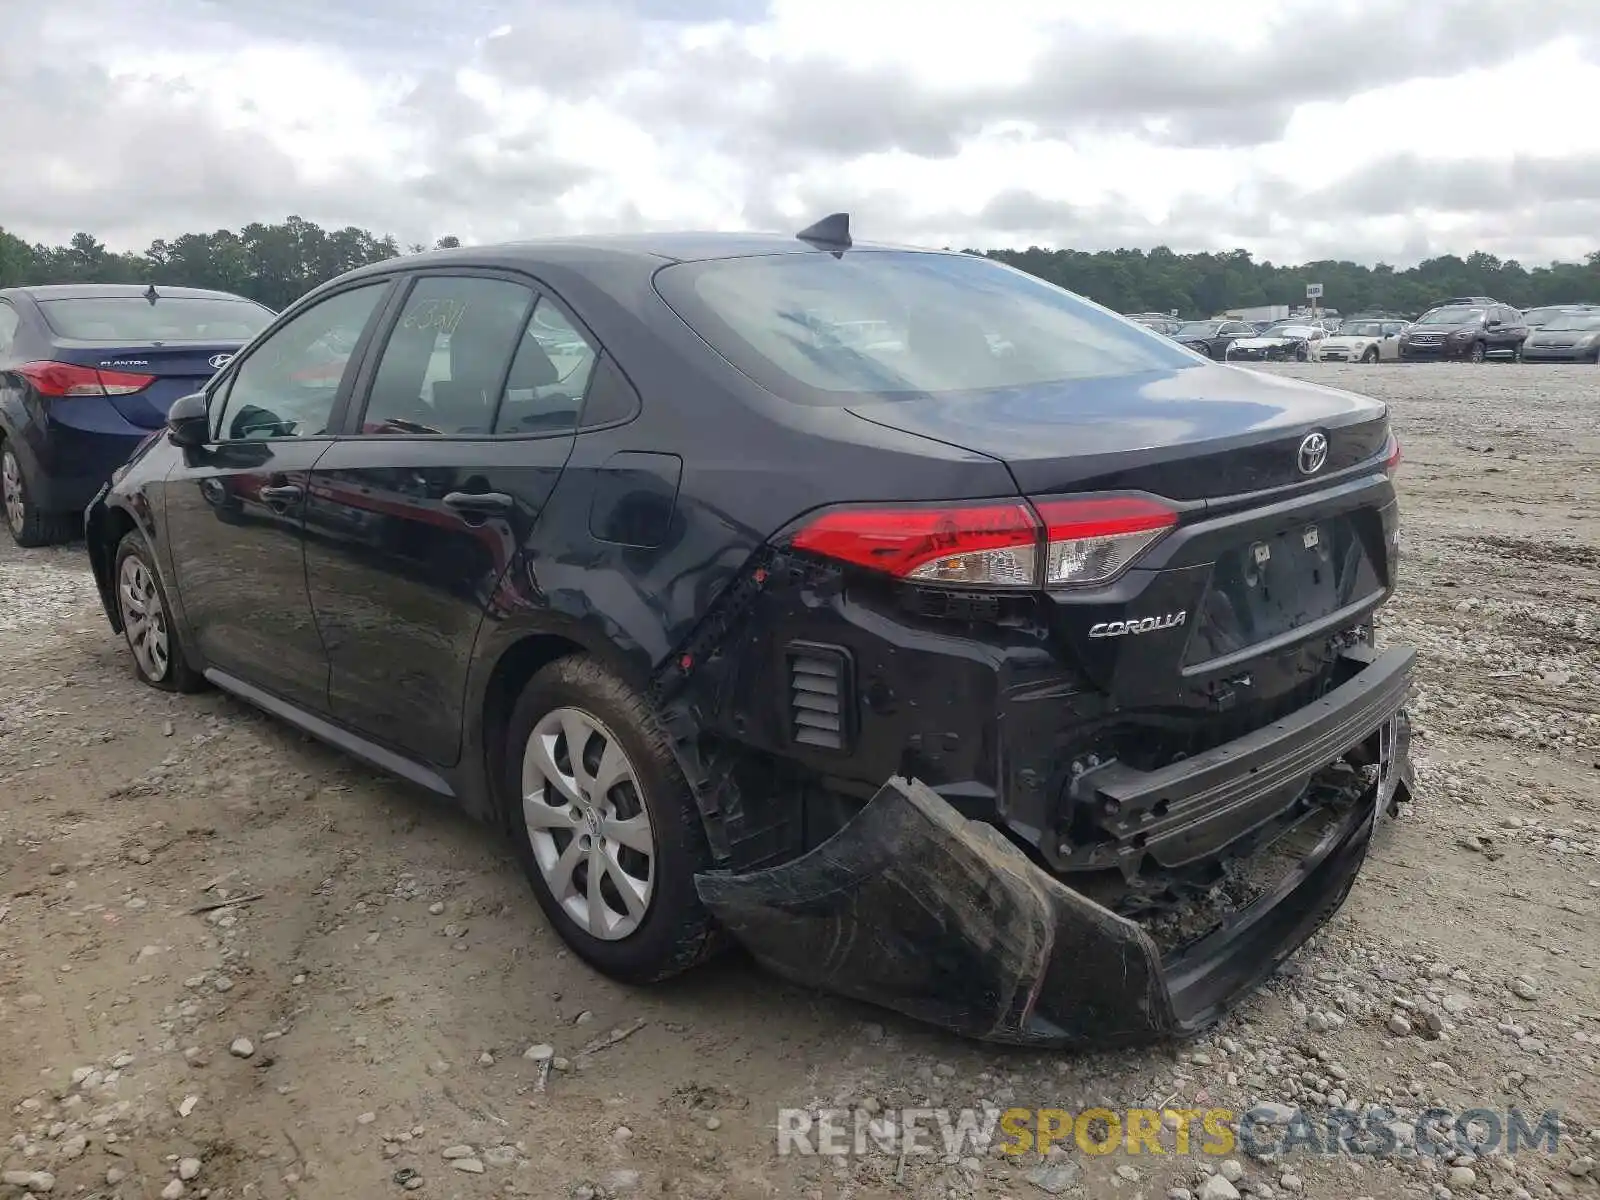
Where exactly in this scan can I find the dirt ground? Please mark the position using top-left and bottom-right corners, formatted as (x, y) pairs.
(2, 363), (1597, 1200)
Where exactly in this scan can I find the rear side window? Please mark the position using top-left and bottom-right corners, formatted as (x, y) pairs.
(37, 296), (274, 341)
(492, 299), (598, 435)
(655, 251), (1196, 405)
(0, 302), (18, 356)
(360, 276), (536, 436)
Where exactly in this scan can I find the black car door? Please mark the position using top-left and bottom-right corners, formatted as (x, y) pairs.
(1499, 307), (1528, 356)
(161, 281), (394, 709)
(301, 271), (586, 766)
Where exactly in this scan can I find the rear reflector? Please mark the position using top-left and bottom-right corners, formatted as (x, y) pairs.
(18, 360), (157, 397)
(785, 493), (1178, 589)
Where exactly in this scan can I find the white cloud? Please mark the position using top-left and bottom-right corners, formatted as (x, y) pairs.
(5, 0), (1600, 265)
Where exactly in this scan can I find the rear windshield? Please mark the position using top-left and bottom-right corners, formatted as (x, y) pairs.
(655, 251), (1197, 403)
(38, 296), (275, 341)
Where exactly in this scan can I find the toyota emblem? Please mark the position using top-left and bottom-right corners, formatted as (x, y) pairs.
(207, 353), (235, 370)
(1297, 431), (1329, 475)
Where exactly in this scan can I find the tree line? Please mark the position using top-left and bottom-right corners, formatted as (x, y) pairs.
(4, 215), (1599, 317)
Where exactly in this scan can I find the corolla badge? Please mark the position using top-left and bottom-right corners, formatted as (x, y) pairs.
(1297, 431), (1329, 475)
(1088, 612), (1187, 639)
(207, 353), (235, 370)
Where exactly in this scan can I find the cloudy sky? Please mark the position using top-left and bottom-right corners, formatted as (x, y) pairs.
(6, 0), (1600, 265)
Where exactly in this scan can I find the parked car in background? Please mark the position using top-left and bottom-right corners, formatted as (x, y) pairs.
(1519, 309), (1600, 362)
(1521, 303), (1597, 331)
(82, 220), (1412, 1047)
(0, 284), (275, 545)
(1398, 300), (1525, 363)
(1316, 319), (1409, 363)
(1225, 321), (1330, 362)
(1127, 313), (1182, 336)
(1170, 318), (1257, 359)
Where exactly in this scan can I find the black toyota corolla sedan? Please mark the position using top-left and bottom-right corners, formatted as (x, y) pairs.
(85, 218), (1414, 1046)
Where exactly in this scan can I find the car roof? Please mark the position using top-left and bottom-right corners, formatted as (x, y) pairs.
(335, 231), (949, 282)
(2, 283), (258, 302)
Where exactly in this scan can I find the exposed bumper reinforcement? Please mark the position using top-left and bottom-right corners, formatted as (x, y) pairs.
(696, 647), (1414, 1047)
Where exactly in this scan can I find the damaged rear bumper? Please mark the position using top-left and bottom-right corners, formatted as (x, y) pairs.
(696, 645), (1414, 1047)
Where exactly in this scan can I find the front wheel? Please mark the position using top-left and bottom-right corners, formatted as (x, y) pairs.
(505, 656), (719, 983)
(1468, 341), (1486, 363)
(1361, 347), (1380, 364)
(113, 531), (205, 692)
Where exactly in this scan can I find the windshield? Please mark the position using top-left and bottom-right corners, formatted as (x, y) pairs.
(655, 251), (1198, 402)
(1524, 307), (1579, 328)
(1176, 322), (1221, 337)
(1266, 325), (1314, 338)
(38, 295), (274, 341)
(1340, 321), (1384, 336)
(1416, 306), (1483, 326)
(1545, 312), (1600, 331)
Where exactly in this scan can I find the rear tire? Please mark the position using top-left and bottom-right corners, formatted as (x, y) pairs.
(113, 530), (205, 692)
(504, 655), (719, 983)
(2, 442), (77, 548)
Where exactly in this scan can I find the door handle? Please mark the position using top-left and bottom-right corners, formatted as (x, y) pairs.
(442, 491), (514, 514)
(259, 484), (303, 504)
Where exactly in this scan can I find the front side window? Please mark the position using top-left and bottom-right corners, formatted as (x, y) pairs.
(213, 283), (388, 441)
(655, 250), (1196, 404)
(361, 276), (535, 436)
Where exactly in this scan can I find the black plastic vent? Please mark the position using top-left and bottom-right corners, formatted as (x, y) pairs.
(787, 642), (853, 752)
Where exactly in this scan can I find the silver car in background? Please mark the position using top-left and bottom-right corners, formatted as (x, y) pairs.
(1520, 309), (1600, 362)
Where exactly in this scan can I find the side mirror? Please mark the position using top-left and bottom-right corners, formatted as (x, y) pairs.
(167, 392), (210, 448)
(1485, 318), (1502, 328)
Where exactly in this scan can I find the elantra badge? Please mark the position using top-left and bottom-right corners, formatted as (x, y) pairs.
(1088, 611), (1187, 639)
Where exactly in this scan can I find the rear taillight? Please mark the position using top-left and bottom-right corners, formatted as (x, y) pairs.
(788, 500), (1041, 586)
(17, 361), (156, 397)
(1033, 496), (1178, 587)
(1382, 432), (1402, 475)
(785, 493), (1178, 589)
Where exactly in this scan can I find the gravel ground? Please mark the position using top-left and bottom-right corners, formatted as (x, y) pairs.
(1, 362), (1597, 1200)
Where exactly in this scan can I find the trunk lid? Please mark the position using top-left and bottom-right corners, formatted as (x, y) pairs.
(54, 341), (242, 429)
(844, 364), (1388, 500)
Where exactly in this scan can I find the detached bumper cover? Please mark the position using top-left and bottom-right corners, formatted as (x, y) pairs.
(697, 646), (1414, 1047)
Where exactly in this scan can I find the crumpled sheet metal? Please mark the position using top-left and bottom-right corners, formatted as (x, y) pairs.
(695, 776), (1179, 1048)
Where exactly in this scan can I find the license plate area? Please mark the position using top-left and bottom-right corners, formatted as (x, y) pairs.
(1183, 515), (1382, 666)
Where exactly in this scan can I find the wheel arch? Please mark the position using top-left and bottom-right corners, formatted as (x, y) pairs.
(469, 619), (653, 827)
(86, 502), (139, 631)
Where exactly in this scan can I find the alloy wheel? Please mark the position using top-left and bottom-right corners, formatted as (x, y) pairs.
(520, 706), (655, 941)
(117, 555), (170, 681)
(2, 449), (24, 536)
